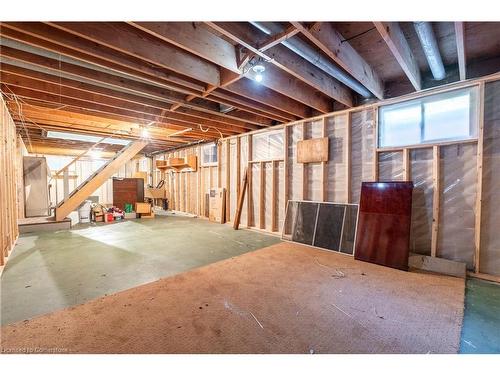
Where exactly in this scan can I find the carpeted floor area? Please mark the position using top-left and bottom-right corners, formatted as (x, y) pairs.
(0, 242), (465, 354)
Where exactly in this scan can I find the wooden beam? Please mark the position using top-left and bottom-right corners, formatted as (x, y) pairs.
(321, 117), (328, 201)
(454, 22), (467, 81)
(0, 23), (205, 94)
(1, 46), (275, 127)
(129, 22), (239, 73)
(374, 22), (422, 91)
(474, 82), (485, 273)
(431, 145), (440, 258)
(246, 64), (333, 113)
(259, 161), (265, 229)
(48, 22), (221, 86)
(247, 134), (253, 227)
(403, 148), (410, 180)
(346, 113), (352, 203)
(292, 22), (384, 99)
(206, 22), (346, 110)
(55, 139), (148, 220)
(2, 80), (245, 135)
(222, 78), (310, 119)
(271, 160), (278, 232)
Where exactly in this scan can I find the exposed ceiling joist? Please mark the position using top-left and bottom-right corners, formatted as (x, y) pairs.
(374, 22), (422, 91)
(454, 22), (467, 81)
(205, 22), (345, 111)
(292, 22), (384, 99)
(48, 22), (221, 86)
(128, 22), (240, 73)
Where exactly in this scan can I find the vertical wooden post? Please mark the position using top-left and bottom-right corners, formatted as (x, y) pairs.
(217, 141), (222, 188)
(236, 137), (241, 200)
(301, 122), (307, 200)
(259, 161), (265, 230)
(247, 135), (253, 227)
(373, 107), (379, 181)
(474, 82), (485, 273)
(283, 125), (289, 208)
(272, 160), (278, 232)
(431, 145), (441, 257)
(346, 112), (352, 204)
(403, 148), (410, 181)
(321, 117), (328, 202)
(226, 140), (230, 221)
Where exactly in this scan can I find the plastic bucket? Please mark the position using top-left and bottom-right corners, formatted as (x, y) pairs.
(78, 200), (92, 223)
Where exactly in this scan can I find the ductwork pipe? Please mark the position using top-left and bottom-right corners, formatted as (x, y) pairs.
(250, 22), (373, 98)
(413, 22), (446, 80)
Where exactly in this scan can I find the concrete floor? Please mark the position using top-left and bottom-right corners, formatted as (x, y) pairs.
(2, 216), (499, 353)
(460, 278), (500, 353)
(1, 216), (280, 325)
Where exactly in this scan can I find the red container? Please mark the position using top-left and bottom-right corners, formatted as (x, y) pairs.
(104, 213), (114, 223)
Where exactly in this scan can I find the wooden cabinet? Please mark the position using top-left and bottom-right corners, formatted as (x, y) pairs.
(112, 178), (144, 210)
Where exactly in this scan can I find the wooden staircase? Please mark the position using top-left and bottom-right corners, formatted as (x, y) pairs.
(55, 140), (148, 221)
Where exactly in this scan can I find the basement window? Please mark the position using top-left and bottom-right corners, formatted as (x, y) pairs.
(378, 87), (479, 148)
(252, 130), (284, 161)
(201, 143), (218, 166)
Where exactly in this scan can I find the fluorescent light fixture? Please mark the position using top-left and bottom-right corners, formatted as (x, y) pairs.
(46, 131), (131, 146)
(89, 149), (102, 159)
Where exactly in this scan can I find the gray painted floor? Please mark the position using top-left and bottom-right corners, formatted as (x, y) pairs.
(1, 216), (280, 325)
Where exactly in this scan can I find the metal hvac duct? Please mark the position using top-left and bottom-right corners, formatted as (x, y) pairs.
(250, 22), (373, 98)
(413, 22), (446, 80)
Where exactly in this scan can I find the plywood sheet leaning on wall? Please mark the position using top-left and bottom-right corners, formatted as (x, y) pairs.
(481, 81), (500, 276)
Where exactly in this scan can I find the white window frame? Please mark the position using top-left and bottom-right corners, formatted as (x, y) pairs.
(201, 143), (218, 166)
(378, 87), (479, 149)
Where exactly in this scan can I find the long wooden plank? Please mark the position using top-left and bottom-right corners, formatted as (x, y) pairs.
(259, 161), (265, 229)
(374, 22), (422, 91)
(474, 82), (485, 273)
(49, 22), (221, 86)
(1, 46), (275, 127)
(129, 22), (239, 73)
(271, 160), (278, 232)
(1, 69), (255, 132)
(233, 167), (248, 230)
(454, 22), (467, 81)
(293, 22), (384, 99)
(431, 145), (441, 257)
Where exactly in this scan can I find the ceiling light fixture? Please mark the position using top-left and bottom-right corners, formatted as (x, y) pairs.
(252, 64), (265, 83)
(141, 127), (150, 138)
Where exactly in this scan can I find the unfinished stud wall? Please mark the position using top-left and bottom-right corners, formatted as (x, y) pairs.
(156, 76), (500, 280)
(1, 95), (20, 266)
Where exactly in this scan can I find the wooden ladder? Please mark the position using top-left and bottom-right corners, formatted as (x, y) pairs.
(55, 140), (148, 221)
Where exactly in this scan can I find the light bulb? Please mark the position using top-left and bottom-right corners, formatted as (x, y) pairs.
(255, 73), (263, 82)
(141, 128), (150, 138)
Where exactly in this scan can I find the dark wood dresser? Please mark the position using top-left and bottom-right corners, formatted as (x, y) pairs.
(112, 178), (145, 210)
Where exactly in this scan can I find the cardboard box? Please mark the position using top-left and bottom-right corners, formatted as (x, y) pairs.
(145, 187), (166, 199)
(135, 202), (151, 214)
(208, 188), (226, 224)
(140, 211), (155, 219)
(124, 212), (138, 219)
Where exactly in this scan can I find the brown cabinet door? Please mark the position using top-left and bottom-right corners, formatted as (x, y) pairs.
(354, 182), (413, 271)
(112, 178), (145, 210)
